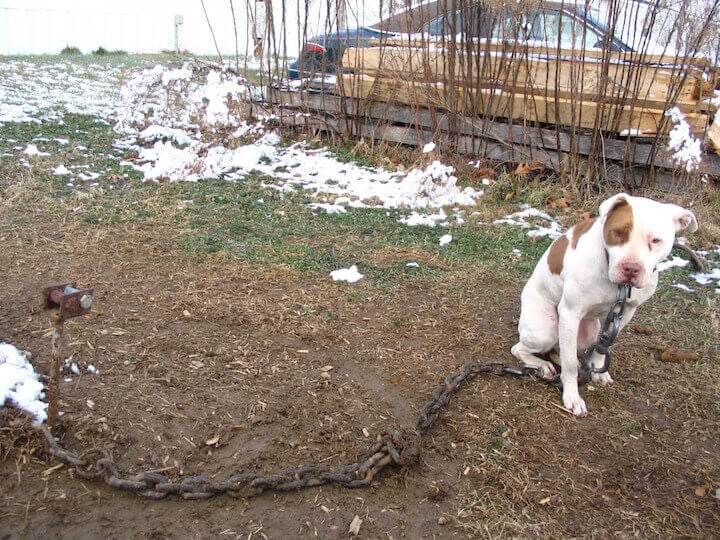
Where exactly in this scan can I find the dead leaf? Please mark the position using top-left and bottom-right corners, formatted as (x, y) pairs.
(695, 485), (708, 497)
(545, 195), (571, 209)
(349, 515), (363, 536)
(632, 325), (654, 335)
(514, 161), (545, 175)
(471, 167), (495, 182)
(660, 348), (701, 363)
(504, 191), (515, 201)
(539, 497), (552, 505)
(320, 365), (334, 372)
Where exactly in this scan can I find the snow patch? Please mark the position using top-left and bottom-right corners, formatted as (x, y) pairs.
(494, 205), (563, 239)
(0, 343), (47, 424)
(330, 265), (364, 283)
(665, 107), (702, 172)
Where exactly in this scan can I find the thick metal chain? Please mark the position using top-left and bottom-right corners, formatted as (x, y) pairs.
(582, 284), (631, 374)
(30, 286), (634, 500)
(32, 360), (559, 500)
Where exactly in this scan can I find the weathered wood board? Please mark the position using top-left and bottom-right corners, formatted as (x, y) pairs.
(268, 88), (720, 178)
(341, 45), (716, 138)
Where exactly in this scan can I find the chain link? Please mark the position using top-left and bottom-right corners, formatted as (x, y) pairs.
(582, 284), (631, 374)
(31, 359), (561, 500)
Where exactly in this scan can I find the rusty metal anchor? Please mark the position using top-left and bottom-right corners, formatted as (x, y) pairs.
(42, 284), (93, 427)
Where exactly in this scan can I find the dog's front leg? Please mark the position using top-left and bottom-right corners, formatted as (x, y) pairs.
(558, 300), (587, 416)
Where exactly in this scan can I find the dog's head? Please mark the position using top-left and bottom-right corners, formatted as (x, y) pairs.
(599, 194), (698, 288)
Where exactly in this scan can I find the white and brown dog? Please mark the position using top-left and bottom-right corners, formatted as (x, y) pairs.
(511, 193), (698, 416)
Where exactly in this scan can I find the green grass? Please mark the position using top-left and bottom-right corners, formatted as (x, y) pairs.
(1, 110), (548, 287)
(0, 71), (714, 297)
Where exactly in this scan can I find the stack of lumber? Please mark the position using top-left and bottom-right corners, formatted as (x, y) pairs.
(339, 39), (719, 145)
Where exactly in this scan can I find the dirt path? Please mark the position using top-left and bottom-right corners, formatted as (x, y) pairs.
(1, 215), (719, 538)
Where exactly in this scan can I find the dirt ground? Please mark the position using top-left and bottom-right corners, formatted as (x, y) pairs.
(1, 206), (719, 538)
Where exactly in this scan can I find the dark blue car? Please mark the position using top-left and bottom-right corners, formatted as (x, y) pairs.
(288, 27), (397, 80)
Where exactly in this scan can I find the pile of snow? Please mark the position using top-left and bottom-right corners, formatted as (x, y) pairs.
(665, 107), (702, 173)
(494, 204), (563, 239)
(109, 63), (484, 214)
(23, 143), (50, 156)
(128, 124), (484, 210)
(114, 62), (258, 134)
(0, 343), (47, 424)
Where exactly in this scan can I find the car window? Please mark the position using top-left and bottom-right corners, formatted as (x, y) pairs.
(423, 5), (605, 49)
(425, 7), (495, 39)
(526, 9), (601, 48)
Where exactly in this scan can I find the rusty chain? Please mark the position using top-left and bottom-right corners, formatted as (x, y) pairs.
(29, 360), (563, 500)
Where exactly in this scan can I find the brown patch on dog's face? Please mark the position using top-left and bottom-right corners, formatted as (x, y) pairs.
(571, 217), (596, 248)
(603, 198), (633, 246)
(547, 235), (568, 275)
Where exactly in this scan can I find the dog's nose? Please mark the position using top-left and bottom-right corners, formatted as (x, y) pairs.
(621, 262), (642, 279)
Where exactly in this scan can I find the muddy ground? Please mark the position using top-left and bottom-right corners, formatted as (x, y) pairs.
(1, 206), (719, 538)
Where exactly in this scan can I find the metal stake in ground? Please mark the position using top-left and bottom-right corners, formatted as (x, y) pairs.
(42, 284), (93, 427)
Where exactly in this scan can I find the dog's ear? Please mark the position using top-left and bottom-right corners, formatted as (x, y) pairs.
(667, 204), (698, 233)
(599, 193), (630, 222)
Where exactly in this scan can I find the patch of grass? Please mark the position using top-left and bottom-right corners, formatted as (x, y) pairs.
(0, 109), (558, 289)
(0, 113), (143, 208)
(60, 45), (82, 55)
(486, 425), (510, 452)
(92, 47), (127, 56)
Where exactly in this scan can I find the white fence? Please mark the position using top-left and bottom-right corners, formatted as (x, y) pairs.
(0, 0), (383, 57)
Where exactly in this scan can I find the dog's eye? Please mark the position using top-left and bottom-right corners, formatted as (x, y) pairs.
(612, 229), (625, 240)
(651, 238), (663, 245)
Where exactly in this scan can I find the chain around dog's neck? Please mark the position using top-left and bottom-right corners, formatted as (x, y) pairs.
(582, 284), (632, 375)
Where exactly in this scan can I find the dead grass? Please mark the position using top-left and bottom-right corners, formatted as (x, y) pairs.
(1, 112), (719, 538)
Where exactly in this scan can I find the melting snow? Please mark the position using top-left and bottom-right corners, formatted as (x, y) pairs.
(494, 205), (563, 239)
(665, 107), (702, 172)
(656, 256), (690, 272)
(23, 143), (49, 156)
(439, 234), (453, 246)
(330, 265), (364, 283)
(398, 209), (448, 227)
(0, 343), (47, 424)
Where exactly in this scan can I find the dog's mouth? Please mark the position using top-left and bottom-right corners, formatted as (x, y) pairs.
(610, 271), (646, 289)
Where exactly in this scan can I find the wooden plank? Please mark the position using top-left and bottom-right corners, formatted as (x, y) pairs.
(342, 46), (705, 113)
(267, 88), (720, 176)
(276, 106), (566, 170)
(339, 73), (710, 138)
(373, 38), (713, 69)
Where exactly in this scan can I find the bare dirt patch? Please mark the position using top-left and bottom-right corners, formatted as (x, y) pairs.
(1, 197), (719, 539)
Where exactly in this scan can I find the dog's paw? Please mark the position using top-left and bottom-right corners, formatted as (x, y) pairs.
(525, 360), (557, 379)
(562, 392), (588, 417)
(591, 371), (614, 386)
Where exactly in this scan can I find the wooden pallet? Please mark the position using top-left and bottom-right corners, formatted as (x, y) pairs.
(341, 45), (717, 138)
(268, 88), (720, 179)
